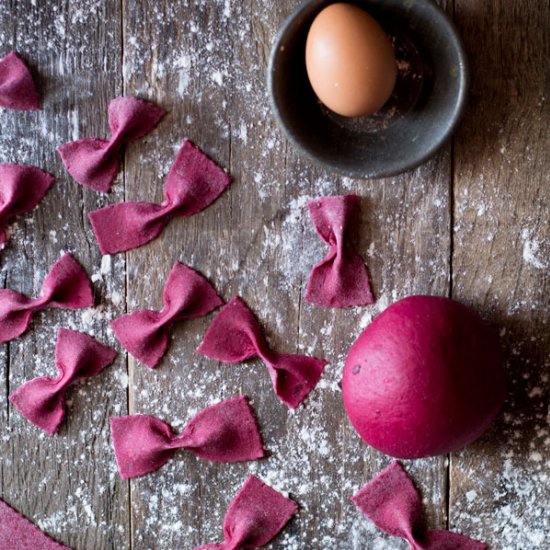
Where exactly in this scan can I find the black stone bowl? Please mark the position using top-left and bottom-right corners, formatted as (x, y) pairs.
(267, 0), (469, 179)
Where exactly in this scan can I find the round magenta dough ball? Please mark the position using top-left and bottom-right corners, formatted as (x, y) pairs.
(342, 296), (506, 458)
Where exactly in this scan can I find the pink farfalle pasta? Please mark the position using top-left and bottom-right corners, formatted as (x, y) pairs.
(111, 262), (222, 368)
(0, 253), (93, 344)
(111, 396), (264, 479)
(352, 461), (488, 549)
(0, 164), (54, 249)
(0, 51), (40, 111)
(9, 329), (117, 435)
(194, 475), (298, 550)
(57, 96), (166, 192)
(0, 499), (70, 549)
(88, 139), (232, 254)
(306, 194), (374, 308)
(197, 296), (327, 409)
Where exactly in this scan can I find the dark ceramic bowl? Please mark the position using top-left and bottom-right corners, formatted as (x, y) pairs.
(268, 0), (469, 179)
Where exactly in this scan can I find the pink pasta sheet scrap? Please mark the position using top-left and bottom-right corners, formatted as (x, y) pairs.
(197, 296), (327, 409)
(306, 194), (374, 308)
(88, 139), (232, 254)
(352, 461), (488, 550)
(195, 475), (298, 550)
(9, 329), (117, 435)
(111, 396), (264, 479)
(0, 164), (54, 248)
(0, 51), (40, 111)
(0, 499), (70, 549)
(57, 96), (165, 192)
(0, 253), (93, 344)
(111, 262), (222, 369)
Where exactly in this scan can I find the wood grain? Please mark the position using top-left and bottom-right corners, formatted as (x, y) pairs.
(121, 0), (451, 547)
(450, 1), (549, 547)
(0, 1), (129, 548)
(0, 0), (547, 548)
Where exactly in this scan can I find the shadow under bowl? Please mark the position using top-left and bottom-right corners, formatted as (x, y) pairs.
(268, 0), (469, 179)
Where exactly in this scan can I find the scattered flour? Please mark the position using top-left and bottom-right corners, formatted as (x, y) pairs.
(521, 230), (547, 269)
(0, 0), (547, 548)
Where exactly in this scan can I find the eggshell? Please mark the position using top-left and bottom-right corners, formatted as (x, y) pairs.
(342, 296), (506, 458)
(305, 3), (397, 117)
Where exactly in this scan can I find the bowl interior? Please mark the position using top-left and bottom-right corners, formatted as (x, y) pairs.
(268, 0), (468, 178)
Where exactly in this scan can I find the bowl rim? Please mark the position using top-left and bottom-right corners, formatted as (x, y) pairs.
(267, 0), (470, 179)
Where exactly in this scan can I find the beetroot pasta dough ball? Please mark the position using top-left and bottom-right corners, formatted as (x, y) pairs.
(342, 296), (507, 458)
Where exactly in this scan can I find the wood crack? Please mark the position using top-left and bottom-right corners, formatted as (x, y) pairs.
(120, 1), (133, 549)
(5, 343), (9, 423)
(447, 0), (456, 531)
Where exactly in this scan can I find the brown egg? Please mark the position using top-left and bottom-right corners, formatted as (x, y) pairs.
(305, 3), (398, 117)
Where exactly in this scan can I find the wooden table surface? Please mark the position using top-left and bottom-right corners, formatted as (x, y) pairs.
(1, 1), (548, 548)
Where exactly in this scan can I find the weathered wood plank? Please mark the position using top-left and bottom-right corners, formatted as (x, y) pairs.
(121, 1), (281, 547)
(291, 154), (452, 548)
(451, 0), (549, 548)
(0, 2), (128, 548)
